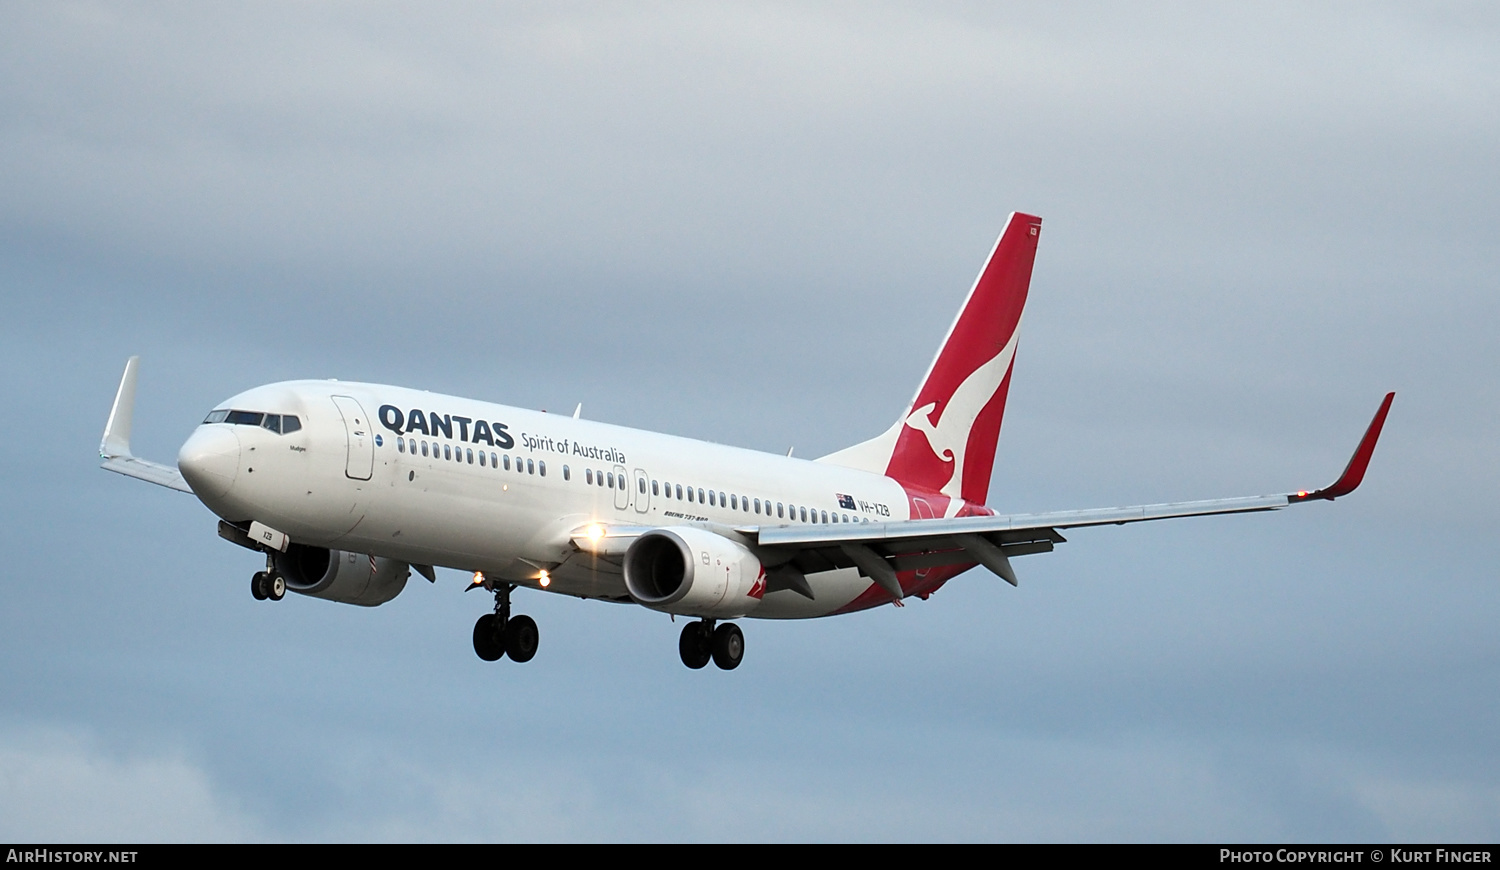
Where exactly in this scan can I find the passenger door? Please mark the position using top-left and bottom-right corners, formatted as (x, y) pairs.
(330, 396), (374, 481)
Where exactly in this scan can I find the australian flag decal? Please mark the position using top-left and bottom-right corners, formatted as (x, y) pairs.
(837, 493), (857, 510)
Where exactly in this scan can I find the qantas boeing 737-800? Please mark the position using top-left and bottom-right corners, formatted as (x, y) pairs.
(99, 212), (1394, 670)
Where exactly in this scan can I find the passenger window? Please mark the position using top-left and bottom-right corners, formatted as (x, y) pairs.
(467, 448), (474, 464)
(563, 465), (570, 481)
(718, 491), (725, 506)
(687, 487), (694, 503)
(398, 437), (406, 453)
(539, 461), (546, 477)
(421, 442), (429, 457)
(799, 507), (807, 522)
(607, 472), (614, 489)
(822, 510), (828, 524)
(442, 445), (450, 460)
(675, 484), (683, 500)
(638, 477), (646, 494)
(586, 469), (593, 485)
(652, 480), (659, 496)
(698, 488), (705, 503)
(618, 476), (625, 491)
(503, 455), (511, 470)
(708, 491), (716, 507)
(491, 452), (497, 468)
(527, 459), (535, 475)
(479, 451), (485, 466)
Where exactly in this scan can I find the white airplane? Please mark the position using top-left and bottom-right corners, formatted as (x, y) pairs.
(99, 212), (1394, 670)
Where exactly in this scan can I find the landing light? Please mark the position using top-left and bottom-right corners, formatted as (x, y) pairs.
(586, 524), (604, 542)
(539, 570), (551, 588)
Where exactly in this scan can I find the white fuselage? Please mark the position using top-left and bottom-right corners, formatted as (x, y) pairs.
(180, 380), (916, 618)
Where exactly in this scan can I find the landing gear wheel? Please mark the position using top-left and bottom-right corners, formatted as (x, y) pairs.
(473, 613), (505, 662)
(679, 621), (712, 669)
(251, 571), (269, 601)
(504, 615), (539, 663)
(267, 573), (286, 601)
(712, 623), (744, 670)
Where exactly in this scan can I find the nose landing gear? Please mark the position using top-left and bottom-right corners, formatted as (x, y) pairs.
(250, 556), (286, 602)
(678, 619), (744, 670)
(471, 580), (540, 664)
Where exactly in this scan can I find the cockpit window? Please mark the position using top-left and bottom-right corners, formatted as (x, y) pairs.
(207, 409), (302, 435)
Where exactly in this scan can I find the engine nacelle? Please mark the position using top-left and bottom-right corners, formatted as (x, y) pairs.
(622, 527), (764, 618)
(273, 544), (410, 607)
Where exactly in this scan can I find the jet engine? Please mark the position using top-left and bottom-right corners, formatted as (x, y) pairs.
(273, 544), (410, 607)
(622, 527), (764, 618)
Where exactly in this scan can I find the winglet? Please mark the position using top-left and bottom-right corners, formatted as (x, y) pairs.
(101, 356), (141, 459)
(98, 356), (194, 494)
(1290, 391), (1395, 502)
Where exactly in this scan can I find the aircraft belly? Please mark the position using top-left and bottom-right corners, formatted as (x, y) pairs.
(360, 481), (534, 568)
(546, 562), (630, 600)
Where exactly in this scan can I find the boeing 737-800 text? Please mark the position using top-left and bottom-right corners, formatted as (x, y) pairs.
(99, 212), (1394, 670)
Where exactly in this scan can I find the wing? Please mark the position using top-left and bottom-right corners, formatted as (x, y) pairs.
(569, 393), (1392, 601)
(99, 357), (194, 494)
(748, 392), (1395, 597)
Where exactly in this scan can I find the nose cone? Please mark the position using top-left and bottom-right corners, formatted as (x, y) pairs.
(178, 426), (241, 501)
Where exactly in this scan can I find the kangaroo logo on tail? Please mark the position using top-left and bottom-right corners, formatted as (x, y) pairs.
(818, 213), (1042, 516)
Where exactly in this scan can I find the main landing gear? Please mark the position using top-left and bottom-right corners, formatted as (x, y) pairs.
(250, 555), (286, 602)
(679, 619), (744, 671)
(472, 581), (540, 664)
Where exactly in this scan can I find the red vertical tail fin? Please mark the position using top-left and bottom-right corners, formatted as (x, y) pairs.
(818, 213), (1042, 514)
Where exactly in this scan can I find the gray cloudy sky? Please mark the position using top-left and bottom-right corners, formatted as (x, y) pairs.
(2, 2), (1496, 842)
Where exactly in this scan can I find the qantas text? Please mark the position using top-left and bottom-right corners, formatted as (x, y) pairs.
(378, 404), (515, 449)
